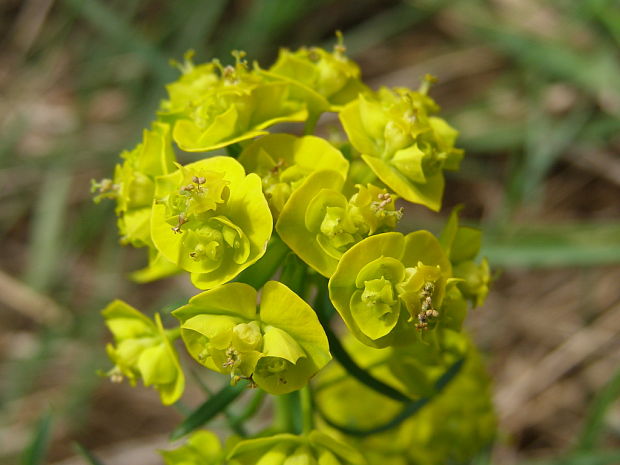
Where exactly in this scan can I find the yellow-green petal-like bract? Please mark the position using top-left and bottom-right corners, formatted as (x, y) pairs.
(227, 431), (366, 465)
(172, 281), (331, 395)
(237, 134), (349, 218)
(328, 231), (452, 348)
(161, 430), (224, 465)
(158, 53), (307, 152)
(339, 86), (463, 211)
(277, 170), (402, 277)
(150, 156), (272, 290)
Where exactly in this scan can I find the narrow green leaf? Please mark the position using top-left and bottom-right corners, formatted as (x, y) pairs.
(522, 450), (620, 465)
(21, 410), (53, 465)
(170, 380), (249, 440)
(317, 358), (465, 437)
(482, 222), (620, 268)
(575, 367), (620, 451)
(25, 166), (72, 292)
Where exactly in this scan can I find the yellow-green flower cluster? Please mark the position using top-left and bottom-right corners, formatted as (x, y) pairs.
(94, 38), (495, 463)
(102, 300), (184, 405)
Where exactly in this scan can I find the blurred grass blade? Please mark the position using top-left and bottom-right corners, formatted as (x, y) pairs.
(21, 409), (53, 465)
(473, 24), (620, 108)
(25, 166), (72, 292)
(523, 450), (620, 465)
(575, 367), (620, 451)
(171, 0), (227, 57)
(170, 380), (249, 440)
(73, 443), (105, 465)
(61, 0), (172, 82)
(330, 1), (447, 57)
(482, 222), (620, 268)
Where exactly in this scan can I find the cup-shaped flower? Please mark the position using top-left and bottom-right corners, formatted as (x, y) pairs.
(328, 231), (452, 348)
(150, 156), (272, 289)
(92, 122), (176, 246)
(339, 85), (463, 211)
(161, 430), (224, 465)
(91, 123), (180, 282)
(102, 300), (184, 405)
(259, 40), (369, 115)
(237, 134), (349, 218)
(227, 431), (366, 465)
(440, 207), (490, 308)
(158, 52), (307, 152)
(172, 281), (331, 395)
(277, 170), (402, 277)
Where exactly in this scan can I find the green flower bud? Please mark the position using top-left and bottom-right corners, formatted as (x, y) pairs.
(238, 134), (349, 218)
(102, 300), (184, 405)
(328, 231), (452, 348)
(173, 281), (331, 395)
(440, 207), (491, 308)
(161, 430), (224, 465)
(277, 171), (402, 277)
(339, 85), (463, 211)
(158, 51), (307, 152)
(150, 156), (272, 289)
(258, 38), (370, 115)
(227, 431), (366, 465)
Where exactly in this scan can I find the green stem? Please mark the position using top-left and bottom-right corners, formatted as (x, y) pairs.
(300, 386), (314, 434)
(279, 253), (307, 297)
(164, 326), (181, 341)
(235, 234), (289, 289)
(230, 389), (266, 430)
(274, 393), (299, 433)
(303, 112), (320, 135)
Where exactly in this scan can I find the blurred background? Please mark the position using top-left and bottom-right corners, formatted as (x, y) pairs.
(1, 0), (619, 464)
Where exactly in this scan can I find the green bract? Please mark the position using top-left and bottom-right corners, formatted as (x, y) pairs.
(159, 52), (307, 152)
(150, 156), (272, 290)
(172, 281), (331, 395)
(102, 300), (184, 405)
(227, 431), (366, 465)
(440, 207), (491, 308)
(328, 231), (452, 347)
(161, 430), (224, 465)
(259, 40), (369, 116)
(277, 170), (402, 277)
(237, 134), (349, 218)
(339, 84), (463, 211)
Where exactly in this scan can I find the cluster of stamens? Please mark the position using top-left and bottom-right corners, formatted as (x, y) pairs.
(370, 192), (404, 221)
(416, 282), (439, 330)
(222, 347), (239, 369)
(172, 176), (208, 233)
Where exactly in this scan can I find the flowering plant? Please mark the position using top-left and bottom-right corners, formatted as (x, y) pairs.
(94, 36), (496, 464)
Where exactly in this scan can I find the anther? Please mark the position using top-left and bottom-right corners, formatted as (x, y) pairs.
(171, 214), (187, 233)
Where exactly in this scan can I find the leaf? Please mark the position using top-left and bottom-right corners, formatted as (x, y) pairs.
(21, 409), (53, 465)
(575, 366), (620, 451)
(170, 380), (249, 440)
